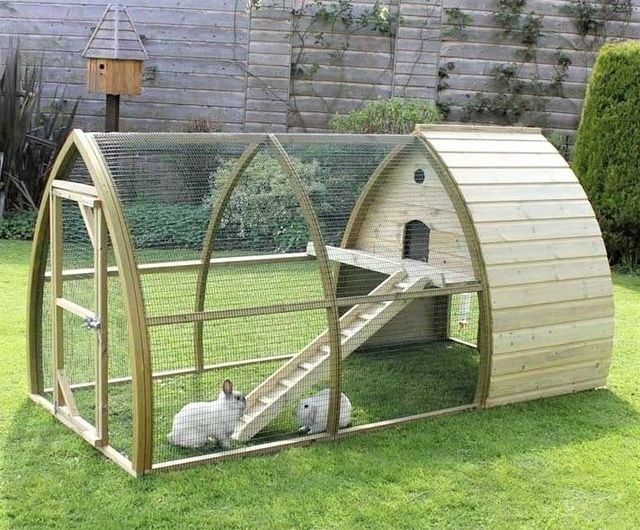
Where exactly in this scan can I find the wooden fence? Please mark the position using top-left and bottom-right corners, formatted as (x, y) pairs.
(2, 0), (638, 134)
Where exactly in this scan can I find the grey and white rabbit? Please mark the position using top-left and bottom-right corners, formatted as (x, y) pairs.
(295, 389), (352, 435)
(168, 379), (246, 449)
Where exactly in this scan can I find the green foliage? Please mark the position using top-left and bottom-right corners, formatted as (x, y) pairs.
(437, 62), (456, 92)
(550, 51), (572, 95)
(329, 97), (442, 134)
(205, 152), (336, 252)
(0, 39), (78, 219)
(544, 129), (572, 161)
(310, 0), (400, 36)
(572, 41), (640, 267)
(495, 0), (527, 32)
(564, 0), (632, 38)
(124, 203), (209, 250)
(464, 63), (542, 124)
(443, 8), (472, 38)
(0, 209), (36, 239)
(519, 12), (544, 60)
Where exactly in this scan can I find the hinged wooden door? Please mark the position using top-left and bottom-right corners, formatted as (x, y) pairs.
(49, 180), (109, 447)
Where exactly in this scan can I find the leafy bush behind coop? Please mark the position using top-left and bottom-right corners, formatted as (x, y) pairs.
(572, 41), (640, 268)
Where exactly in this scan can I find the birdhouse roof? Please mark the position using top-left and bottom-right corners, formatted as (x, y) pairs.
(83, 3), (148, 61)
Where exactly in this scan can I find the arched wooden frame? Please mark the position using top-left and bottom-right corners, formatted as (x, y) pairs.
(339, 134), (493, 407)
(193, 134), (344, 434)
(27, 130), (153, 475)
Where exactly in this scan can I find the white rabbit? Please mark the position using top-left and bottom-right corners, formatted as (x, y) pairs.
(168, 379), (246, 449)
(295, 389), (352, 435)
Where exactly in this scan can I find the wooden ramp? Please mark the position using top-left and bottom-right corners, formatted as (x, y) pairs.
(232, 271), (430, 441)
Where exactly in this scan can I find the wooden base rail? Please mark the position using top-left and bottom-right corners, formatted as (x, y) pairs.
(153, 403), (475, 472)
(43, 252), (312, 281)
(30, 394), (137, 477)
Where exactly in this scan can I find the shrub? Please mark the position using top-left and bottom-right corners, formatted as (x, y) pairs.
(329, 97), (442, 134)
(0, 210), (36, 239)
(205, 152), (335, 252)
(0, 39), (78, 219)
(124, 203), (209, 250)
(572, 41), (640, 267)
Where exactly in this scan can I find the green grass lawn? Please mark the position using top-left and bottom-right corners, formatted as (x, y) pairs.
(1, 240), (639, 529)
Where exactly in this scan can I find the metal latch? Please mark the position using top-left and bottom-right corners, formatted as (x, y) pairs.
(83, 316), (101, 331)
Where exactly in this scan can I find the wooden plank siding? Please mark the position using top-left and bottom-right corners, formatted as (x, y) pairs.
(438, 0), (640, 134)
(0, 0), (249, 132)
(1, 0), (637, 132)
(420, 124), (614, 408)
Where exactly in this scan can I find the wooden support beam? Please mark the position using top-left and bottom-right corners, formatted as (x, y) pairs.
(105, 94), (120, 132)
(30, 394), (137, 477)
(153, 403), (475, 472)
(51, 180), (98, 196)
(95, 204), (109, 444)
(56, 298), (96, 321)
(79, 204), (97, 248)
(43, 252), (312, 281)
(51, 188), (99, 207)
(268, 134), (343, 437)
(147, 283), (482, 327)
(56, 370), (79, 416)
(44, 353), (295, 393)
(194, 142), (263, 370)
(50, 192), (64, 408)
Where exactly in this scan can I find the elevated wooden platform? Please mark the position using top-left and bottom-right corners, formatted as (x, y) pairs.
(306, 243), (475, 286)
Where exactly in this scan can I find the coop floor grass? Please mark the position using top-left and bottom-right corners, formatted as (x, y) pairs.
(2, 240), (639, 529)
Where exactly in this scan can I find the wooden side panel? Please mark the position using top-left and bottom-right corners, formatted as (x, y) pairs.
(342, 145), (477, 347)
(352, 148), (474, 274)
(420, 126), (614, 407)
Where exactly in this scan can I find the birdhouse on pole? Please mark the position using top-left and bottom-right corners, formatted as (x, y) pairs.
(83, 2), (148, 131)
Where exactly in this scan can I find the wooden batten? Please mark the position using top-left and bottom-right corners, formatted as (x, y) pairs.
(86, 58), (142, 96)
(419, 124), (614, 408)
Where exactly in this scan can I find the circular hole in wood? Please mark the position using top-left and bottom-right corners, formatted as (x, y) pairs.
(414, 168), (425, 184)
(99, 63), (105, 70)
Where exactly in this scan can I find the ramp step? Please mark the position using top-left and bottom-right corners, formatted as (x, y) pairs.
(396, 282), (411, 289)
(299, 362), (314, 370)
(279, 378), (293, 388)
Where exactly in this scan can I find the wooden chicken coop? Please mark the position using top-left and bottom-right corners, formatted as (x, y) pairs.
(27, 125), (614, 475)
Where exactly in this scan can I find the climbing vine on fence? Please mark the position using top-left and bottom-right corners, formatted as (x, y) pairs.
(244, 0), (633, 133)
(254, 0), (402, 130)
(451, 0), (633, 127)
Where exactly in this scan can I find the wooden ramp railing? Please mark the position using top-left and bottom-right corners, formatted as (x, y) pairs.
(232, 271), (430, 441)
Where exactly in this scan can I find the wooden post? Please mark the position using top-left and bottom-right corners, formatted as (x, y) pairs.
(268, 135), (343, 437)
(94, 203), (109, 444)
(50, 192), (64, 408)
(105, 94), (120, 132)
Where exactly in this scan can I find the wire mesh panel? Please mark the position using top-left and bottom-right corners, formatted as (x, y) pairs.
(85, 132), (484, 468)
(282, 135), (481, 432)
(36, 151), (134, 460)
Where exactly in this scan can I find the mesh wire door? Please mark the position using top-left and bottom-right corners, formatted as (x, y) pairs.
(49, 181), (109, 446)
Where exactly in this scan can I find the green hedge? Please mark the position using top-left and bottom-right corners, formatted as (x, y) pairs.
(0, 211), (37, 240)
(572, 41), (640, 267)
